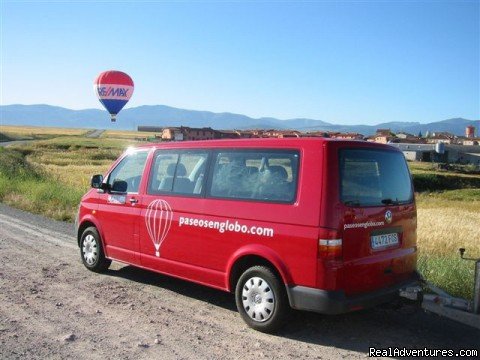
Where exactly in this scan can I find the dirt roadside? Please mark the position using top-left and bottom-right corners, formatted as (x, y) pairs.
(0, 203), (478, 360)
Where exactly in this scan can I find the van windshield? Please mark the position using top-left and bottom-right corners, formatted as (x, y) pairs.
(339, 149), (413, 207)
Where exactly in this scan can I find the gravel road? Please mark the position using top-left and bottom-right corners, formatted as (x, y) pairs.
(85, 129), (105, 138)
(0, 140), (32, 147)
(0, 203), (478, 359)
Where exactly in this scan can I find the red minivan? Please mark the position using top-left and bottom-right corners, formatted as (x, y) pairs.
(76, 138), (419, 332)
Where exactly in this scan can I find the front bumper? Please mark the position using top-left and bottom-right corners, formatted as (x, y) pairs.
(286, 273), (421, 315)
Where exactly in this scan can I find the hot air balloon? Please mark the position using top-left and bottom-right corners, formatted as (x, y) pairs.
(94, 70), (134, 122)
(145, 199), (173, 257)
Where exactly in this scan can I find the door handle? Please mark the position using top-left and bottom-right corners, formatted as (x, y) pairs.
(129, 198), (139, 204)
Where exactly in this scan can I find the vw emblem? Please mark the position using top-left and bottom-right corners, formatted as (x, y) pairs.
(385, 210), (393, 224)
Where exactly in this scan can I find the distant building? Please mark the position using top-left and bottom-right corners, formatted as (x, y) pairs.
(161, 127), (184, 141)
(466, 125), (476, 138)
(391, 131), (425, 144)
(238, 129), (264, 138)
(371, 129), (394, 144)
(375, 136), (389, 144)
(302, 131), (330, 138)
(161, 126), (216, 141)
(214, 130), (241, 139)
(462, 139), (479, 146)
(214, 130), (262, 139)
(331, 132), (364, 140)
(136, 125), (478, 150)
(300, 131), (364, 140)
(426, 132), (455, 145)
(261, 129), (301, 138)
(394, 137), (426, 144)
(376, 129), (392, 137)
(396, 132), (415, 140)
(391, 143), (480, 164)
(431, 131), (455, 138)
(138, 126), (163, 132)
(235, 130), (260, 138)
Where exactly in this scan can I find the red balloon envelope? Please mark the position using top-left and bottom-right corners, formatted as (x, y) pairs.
(94, 70), (134, 122)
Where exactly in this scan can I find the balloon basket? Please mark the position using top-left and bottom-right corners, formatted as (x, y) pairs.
(111, 115), (116, 122)
(155, 251), (160, 257)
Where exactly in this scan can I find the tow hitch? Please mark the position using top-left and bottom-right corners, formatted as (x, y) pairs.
(399, 248), (480, 330)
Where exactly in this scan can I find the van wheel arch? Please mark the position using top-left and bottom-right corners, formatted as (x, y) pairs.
(77, 220), (97, 247)
(229, 255), (286, 293)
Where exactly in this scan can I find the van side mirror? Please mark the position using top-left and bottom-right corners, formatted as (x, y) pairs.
(91, 174), (104, 189)
(111, 180), (128, 193)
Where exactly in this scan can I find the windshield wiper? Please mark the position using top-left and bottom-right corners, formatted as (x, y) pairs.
(344, 200), (360, 206)
(381, 198), (399, 205)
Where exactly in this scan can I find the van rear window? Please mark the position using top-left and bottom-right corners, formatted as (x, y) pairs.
(339, 149), (413, 207)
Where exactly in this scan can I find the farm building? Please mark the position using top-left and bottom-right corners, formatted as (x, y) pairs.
(161, 127), (217, 141)
(390, 143), (480, 165)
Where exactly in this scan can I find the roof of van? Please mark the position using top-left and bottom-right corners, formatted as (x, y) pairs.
(133, 137), (398, 151)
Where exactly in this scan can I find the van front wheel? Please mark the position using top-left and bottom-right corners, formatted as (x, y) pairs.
(80, 227), (111, 273)
(235, 266), (288, 333)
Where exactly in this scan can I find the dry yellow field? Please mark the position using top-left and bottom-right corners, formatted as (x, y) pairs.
(1, 125), (162, 142)
(0, 125), (88, 139)
(415, 195), (479, 299)
(17, 138), (134, 189)
(102, 129), (161, 139)
(37, 163), (113, 189)
(416, 204), (479, 257)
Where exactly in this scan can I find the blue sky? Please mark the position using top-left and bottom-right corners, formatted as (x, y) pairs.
(1, 0), (478, 125)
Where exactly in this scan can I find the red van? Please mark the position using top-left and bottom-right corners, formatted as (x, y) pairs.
(76, 138), (419, 332)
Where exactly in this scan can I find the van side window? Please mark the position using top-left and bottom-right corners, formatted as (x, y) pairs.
(148, 150), (209, 195)
(149, 153), (179, 193)
(209, 151), (299, 203)
(107, 150), (148, 193)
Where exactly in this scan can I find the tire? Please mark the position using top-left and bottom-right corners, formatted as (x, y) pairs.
(235, 265), (289, 333)
(80, 226), (111, 273)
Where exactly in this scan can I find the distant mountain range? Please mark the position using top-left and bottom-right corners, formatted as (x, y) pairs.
(1, 104), (478, 136)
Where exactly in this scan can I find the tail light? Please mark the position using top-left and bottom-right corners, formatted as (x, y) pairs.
(318, 228), (342, 259)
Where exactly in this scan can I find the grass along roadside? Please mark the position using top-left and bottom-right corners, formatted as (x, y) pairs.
(0, 135), (136, 220)
(0, 147), (84, 221)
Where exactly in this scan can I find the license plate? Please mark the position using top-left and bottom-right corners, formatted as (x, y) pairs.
(371, 233), (399, 250)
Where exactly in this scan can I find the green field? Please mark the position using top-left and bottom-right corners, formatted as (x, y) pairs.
(0, 126), (478, 300)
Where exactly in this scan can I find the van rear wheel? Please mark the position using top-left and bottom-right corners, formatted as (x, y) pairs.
(235, 266), (288, 333)
(80, 227), (111, 273)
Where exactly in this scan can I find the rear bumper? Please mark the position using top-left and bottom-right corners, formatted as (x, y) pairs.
(286, 272), (421, 315)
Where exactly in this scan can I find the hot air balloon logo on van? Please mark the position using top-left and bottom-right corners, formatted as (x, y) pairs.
(145, 199), (173, 257)
(94, 70), (134, 122)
